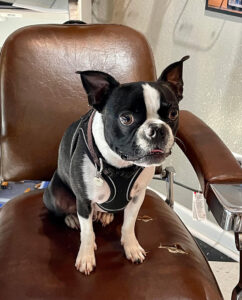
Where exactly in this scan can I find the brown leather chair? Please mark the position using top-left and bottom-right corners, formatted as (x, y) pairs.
(0, 24), (241, 300)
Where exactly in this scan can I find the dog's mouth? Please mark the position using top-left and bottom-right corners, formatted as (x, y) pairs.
(149, 148), (165, 155)
(131, 148), (171, 167)
(142, 148), (171, 161)
(119, 147), (171, 163)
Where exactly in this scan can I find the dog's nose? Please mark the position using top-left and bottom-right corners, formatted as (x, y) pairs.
(146, 125), (157, 138)
(145, 124), (167, 140)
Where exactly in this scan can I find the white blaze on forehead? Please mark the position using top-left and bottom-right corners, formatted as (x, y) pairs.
(142, 83), (160, 119)
(136, 83), (174, 161)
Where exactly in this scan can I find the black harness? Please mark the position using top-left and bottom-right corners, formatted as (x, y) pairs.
(78, 110), (144, 213)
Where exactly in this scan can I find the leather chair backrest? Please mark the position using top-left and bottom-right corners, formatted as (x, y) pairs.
(0, 24), (156, 181)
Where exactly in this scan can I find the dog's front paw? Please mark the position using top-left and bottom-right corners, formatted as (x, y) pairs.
(75, 246), (96, 275)
(121, 236), (146, 264)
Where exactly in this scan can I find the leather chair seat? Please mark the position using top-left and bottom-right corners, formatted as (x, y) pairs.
(0, 189), (222, 299)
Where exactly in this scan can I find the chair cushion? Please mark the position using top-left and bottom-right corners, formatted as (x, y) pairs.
(0, 189), (222, 299)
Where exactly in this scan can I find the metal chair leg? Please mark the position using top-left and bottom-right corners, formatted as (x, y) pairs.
(232, 232), (242, 300)
(162, 166), (176, 209)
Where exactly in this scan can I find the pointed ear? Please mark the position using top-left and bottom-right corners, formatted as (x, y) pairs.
(158, 56), (189, 101)
(76, 71), (120, 111)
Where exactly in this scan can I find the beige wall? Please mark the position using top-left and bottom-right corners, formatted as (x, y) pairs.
(92, 0), (242, 212)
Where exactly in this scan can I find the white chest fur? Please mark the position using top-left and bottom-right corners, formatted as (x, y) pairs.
(82, 154), (111, 204)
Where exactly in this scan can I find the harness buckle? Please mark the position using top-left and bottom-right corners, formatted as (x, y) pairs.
(94, 158), (104, 187)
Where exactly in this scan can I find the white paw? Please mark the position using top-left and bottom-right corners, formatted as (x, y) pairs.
(75, 245), (96, 275)
(94, 211), (114, 227)
(65, 214), (80, 230)
(121, 236), (146, 263)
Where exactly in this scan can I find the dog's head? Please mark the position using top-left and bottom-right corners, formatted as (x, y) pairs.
(77, 56), (189, 167)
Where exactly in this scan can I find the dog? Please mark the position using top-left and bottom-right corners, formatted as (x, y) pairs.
(43, 56), (189, 275)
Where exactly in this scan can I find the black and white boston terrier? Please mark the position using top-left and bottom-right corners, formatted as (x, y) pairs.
(43, 56), (189, 275)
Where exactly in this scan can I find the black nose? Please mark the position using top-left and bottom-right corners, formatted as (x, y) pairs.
(146, 124), (167, 140)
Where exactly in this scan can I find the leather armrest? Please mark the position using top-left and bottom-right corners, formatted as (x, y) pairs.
(177, 111), (242, 231)
(177, 110), (242, 197)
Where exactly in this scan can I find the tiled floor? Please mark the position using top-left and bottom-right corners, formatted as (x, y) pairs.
(196, 237), (239, 299)
(195, 238), (235, 262)
(209, 261), (239, 300)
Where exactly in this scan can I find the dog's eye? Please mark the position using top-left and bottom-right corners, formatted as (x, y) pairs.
(168, 109), (179, 121)
(119, 113), (134, 126)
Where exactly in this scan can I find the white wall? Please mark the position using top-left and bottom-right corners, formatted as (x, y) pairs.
(92, 0), (242, 215)
(0, 10), (68, 48)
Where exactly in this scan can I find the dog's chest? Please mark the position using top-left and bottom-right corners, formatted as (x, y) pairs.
(82, 154), (155, 210)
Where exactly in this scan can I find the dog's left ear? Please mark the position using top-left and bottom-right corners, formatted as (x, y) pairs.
(76, 70), (120, 111)
(158, 56), (189, 101)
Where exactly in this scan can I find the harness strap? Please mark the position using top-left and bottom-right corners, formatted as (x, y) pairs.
(87, 110), (100, 167)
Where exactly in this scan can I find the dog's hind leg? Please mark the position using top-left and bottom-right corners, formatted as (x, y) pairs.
(43, 171), (76, 217)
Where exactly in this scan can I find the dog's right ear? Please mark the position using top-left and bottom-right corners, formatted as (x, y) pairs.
(76, 71), (120, 112)
(158, 56), (189, 102)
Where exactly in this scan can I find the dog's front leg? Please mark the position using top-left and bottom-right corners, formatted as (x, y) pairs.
(121, 189), (146, 263)
(75, 204), (97, 275)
